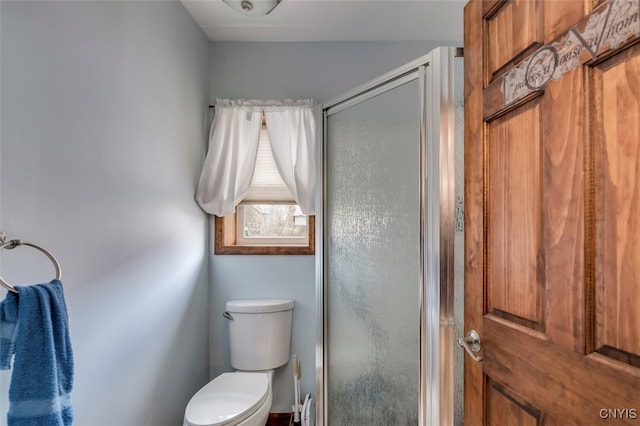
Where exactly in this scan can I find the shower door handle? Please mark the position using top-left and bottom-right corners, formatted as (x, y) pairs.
(456, 329), (483, 362)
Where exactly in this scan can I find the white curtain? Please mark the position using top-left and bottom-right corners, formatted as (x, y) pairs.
(195, 100), (263, 216)
(196, 99), (316, 216)
(264, 99), (316, 215)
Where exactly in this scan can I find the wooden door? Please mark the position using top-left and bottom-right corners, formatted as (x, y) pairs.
(464, 0), (640, 424)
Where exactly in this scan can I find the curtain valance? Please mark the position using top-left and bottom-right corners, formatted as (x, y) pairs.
(195, 99), (316, 216)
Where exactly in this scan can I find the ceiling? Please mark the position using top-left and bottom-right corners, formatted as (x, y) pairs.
(180, 0), (465, 42)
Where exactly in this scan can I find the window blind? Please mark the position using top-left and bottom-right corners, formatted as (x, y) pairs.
(242, 126), (295, 203)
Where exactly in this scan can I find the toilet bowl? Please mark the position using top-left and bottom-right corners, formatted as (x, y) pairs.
(183, 371), (272, 426)
(183, 299), (294, 426)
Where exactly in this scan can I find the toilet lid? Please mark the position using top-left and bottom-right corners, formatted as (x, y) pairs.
(184, 372), (269, 426)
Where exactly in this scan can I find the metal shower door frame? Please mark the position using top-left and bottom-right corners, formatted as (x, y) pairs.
(316, 46), (463, 426)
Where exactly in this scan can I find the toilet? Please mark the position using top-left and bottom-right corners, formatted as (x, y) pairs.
(184, 299), (294, 426)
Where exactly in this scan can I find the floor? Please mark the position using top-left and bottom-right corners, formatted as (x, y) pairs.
(266, 413), (292, 426)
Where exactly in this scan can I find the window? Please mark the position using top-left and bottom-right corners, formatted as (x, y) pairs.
(215, 123), (315, 255)
(215, 211), (315, 255)
(236, 204), (308, 246)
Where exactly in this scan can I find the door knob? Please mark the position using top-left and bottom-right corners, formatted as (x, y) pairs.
(457, 329), (483, 362)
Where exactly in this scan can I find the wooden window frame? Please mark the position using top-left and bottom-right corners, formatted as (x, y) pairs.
(214, 214), (315, 255)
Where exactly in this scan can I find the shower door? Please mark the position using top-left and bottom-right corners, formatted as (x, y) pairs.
(319, 47), (464, 426)
(325, 77), (421, 425)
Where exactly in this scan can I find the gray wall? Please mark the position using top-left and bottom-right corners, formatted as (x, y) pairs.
(208, 40), (459, 412)
(0, 2), (210, 425)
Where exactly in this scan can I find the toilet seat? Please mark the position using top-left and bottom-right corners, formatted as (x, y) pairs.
(184, 372), (270, 426)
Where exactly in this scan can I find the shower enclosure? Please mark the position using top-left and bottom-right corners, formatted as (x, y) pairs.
(317, 47), (464, 425)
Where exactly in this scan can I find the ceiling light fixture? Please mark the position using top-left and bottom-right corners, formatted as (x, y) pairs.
(222, 0), (282, 16)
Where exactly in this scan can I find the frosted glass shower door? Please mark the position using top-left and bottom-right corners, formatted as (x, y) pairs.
(325, 78), (421, 425)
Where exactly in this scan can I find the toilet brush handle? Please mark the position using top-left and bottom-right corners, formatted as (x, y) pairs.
(293, 378), (300, 422)
(292, 355), (301, 423)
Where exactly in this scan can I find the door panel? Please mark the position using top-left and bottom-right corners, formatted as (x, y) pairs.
(488, 100), (543, 329)
(595, 42), (640, 366)
(487, 380), (541, 426)
(486, 0), (541, 78)
(540, 65), (585, 351)
(465, 0), (640, 424)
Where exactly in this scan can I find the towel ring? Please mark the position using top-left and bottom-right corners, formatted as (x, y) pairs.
(0, 239), (62, 294)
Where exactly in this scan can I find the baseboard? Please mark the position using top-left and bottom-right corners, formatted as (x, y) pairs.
(267, 412), (291, 426)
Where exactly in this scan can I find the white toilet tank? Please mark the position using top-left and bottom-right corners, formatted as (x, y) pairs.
(225, 299), (294, 371)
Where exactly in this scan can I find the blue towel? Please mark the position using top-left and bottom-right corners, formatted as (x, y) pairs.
(0, 280), (74, 426)
(0, 288), (19, 370)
